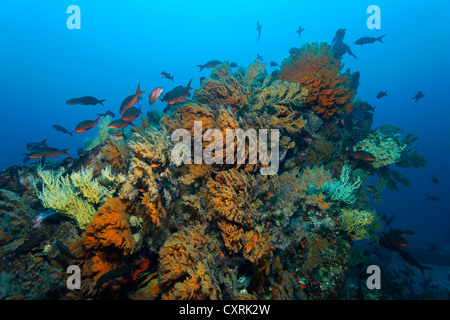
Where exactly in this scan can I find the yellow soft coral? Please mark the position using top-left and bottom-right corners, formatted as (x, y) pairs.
(337, 208), (381, 241)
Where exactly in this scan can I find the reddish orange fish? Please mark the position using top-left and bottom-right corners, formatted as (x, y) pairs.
(23, 147), (69, 163)
(75, 116), (100, 133)
(162, 79), (193, 106)
(347, 150), (376, 162)
(120, 83), (147, 115)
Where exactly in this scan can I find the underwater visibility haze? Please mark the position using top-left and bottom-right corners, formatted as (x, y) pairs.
(0, 0), (449, 300)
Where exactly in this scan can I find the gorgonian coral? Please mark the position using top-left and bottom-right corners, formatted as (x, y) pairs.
(278, 42), (356, 119)
(84, 198), (135, 255)
(159, 224), (220, 299)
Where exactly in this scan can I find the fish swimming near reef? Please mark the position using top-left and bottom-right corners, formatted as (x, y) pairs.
(412, 91), (425, 102)
(398, 249), (431, 275)
(289, 47), (300, 57)
(96, 259), (150, 285)
(12, 233), (46, 256)
(230, 62), (239, 68)
(200, 76), (206, 85)
(54, 240), (84, 260)
(331, 28), (346, 46)
(75, 116), (100, 133)
(161, 71), (174, 82)
(23, 147), (70, 163)
(108, 119), (132, 129)
(355, 35), (386, 46)
(270, 61), (279, 67)
(427, 195), (440, 201)
(121, 106), (142, 122)
(296, 26), (305, 39)
(256, 21), (262, 42)
(197, 60), (221, 72)
(52, 125), (73, 136)
(66, 96), (105, 106)
(149, 87), (164, 106)
(386, 213), (395, 225)
(78, 147), (87, 158)
(256, 54), (263, 61)
(161, 78), (193, 108)
(332, 40), (357, 59)
(350, 71), (360, 90)
(431, 176), (439, 184)
(59, 156), (74, 168)
(376, 91), (387, 99)
(380, 229), (409, 250)
(32, 210), (56, 229)
(361, 103), (376, 112)
(271, 70), (280, 78)
(120, 83), (146, 115)
(97, 111), (115, 118)
(347, 150), (376, 162)
(26, 139), (48, 151)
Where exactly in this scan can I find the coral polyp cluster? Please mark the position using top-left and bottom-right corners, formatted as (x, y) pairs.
(0, 40), (426, 301)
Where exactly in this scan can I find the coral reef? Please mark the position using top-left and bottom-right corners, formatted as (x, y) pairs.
(0, 38), (428, 301)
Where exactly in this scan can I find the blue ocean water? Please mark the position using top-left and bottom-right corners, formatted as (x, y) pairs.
(1, 0), (449, 299)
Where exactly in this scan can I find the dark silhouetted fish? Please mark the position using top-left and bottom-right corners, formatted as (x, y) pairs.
(120, 83), (146, 115)
(161, 79), (193, 107)
(427, 195), (440, 201)
(398, 249), (431, 275)
(200, 77), (206, 85)
(361, 103), (376, 112)
(108, 119), (132, 129)
(380, 229), (408, 250)
(26, 139), (48, 151)
(52, 125), (73, 136)
(386, 213), (395, 225)
(97, 111), (115, 118)
(75, 117), (100, 133)
(55, 240), (83, 260)
(271, 70), (280, 78)
(13, 233), (45, 256)
(230, 62), (239, 68)
(413, 91), (425, 102)
(331, 28), (346, 46)
(431, 176), (439, 184)
(270, 61), (279, 67)
(355, 35), (386, 46)
(289, 47), (300, 57)
(78, 148), (87, 158)
(66, 96), (105, 106)
(376, 91), (387, 99)
(59, 157), (74, 167)
(161, 71), (174, 82)
(197, 60), (221, 72)
(256, 21), (262, 42)
(296, 26), (305, 39)
(149, 87), (164, 106)
(23, 147), (69, 163)
(347, 150), (376, 162)
(122, 106), (142, 122)
(350, 71), (360, 90)
(256, 54), (263, 61)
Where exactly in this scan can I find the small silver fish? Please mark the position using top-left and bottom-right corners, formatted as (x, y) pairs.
(149, 87), (164, 106)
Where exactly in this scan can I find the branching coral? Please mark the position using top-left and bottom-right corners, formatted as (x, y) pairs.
(323, 164), (362, 204)
(159, 224), (220, 299)
(354, 128), (407, 169)
(84, 198), (135, 255)
(194, 62), (248, 110)
(278, 42), (355, 119)
(31, 165), (109, 229)
(337, 208), (382, 241)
